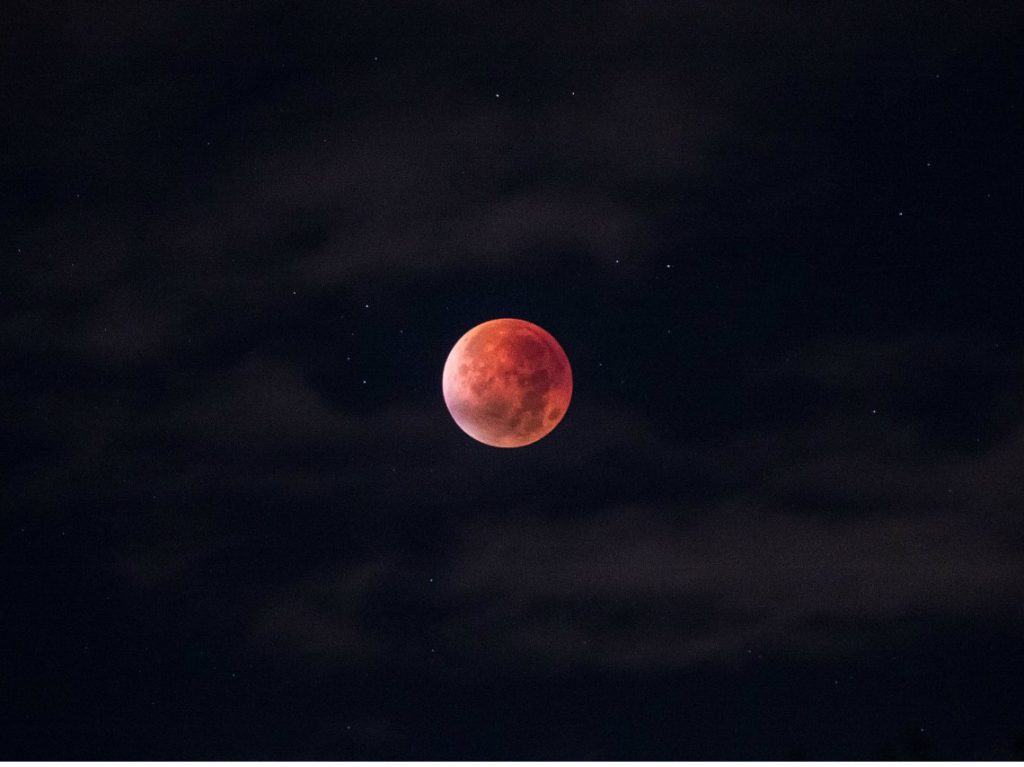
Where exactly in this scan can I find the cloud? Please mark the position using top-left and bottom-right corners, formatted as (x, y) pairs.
(6, 0), (1022, 695)
(178, 334), (1023, 673)
(248, 501), (1023, 671)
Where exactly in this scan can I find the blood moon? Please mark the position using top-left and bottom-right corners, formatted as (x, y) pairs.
(442, 318), (572, 447)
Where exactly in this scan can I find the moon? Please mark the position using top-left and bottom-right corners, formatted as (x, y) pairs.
(442, 318), (572, 447)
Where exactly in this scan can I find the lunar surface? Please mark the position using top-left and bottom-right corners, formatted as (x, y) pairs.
(442, 318), (572, 447)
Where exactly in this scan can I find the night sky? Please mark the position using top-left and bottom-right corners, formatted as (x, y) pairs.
(4, 1), (1024, 759)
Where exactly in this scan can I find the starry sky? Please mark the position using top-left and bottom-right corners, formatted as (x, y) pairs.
(3, 1), (1023, 759)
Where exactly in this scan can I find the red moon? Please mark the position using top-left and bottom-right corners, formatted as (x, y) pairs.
(442, 318), (572, 447)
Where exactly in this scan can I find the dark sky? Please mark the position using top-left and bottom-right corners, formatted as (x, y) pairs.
(4, 1), (1024, 759)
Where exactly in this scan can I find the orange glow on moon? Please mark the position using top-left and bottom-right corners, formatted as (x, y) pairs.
(442, 318), (572, 447)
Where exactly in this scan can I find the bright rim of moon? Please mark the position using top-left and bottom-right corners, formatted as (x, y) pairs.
(442, 318), (572, 448)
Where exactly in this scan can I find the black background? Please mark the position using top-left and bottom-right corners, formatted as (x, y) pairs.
(3, 1), (1023, 759)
